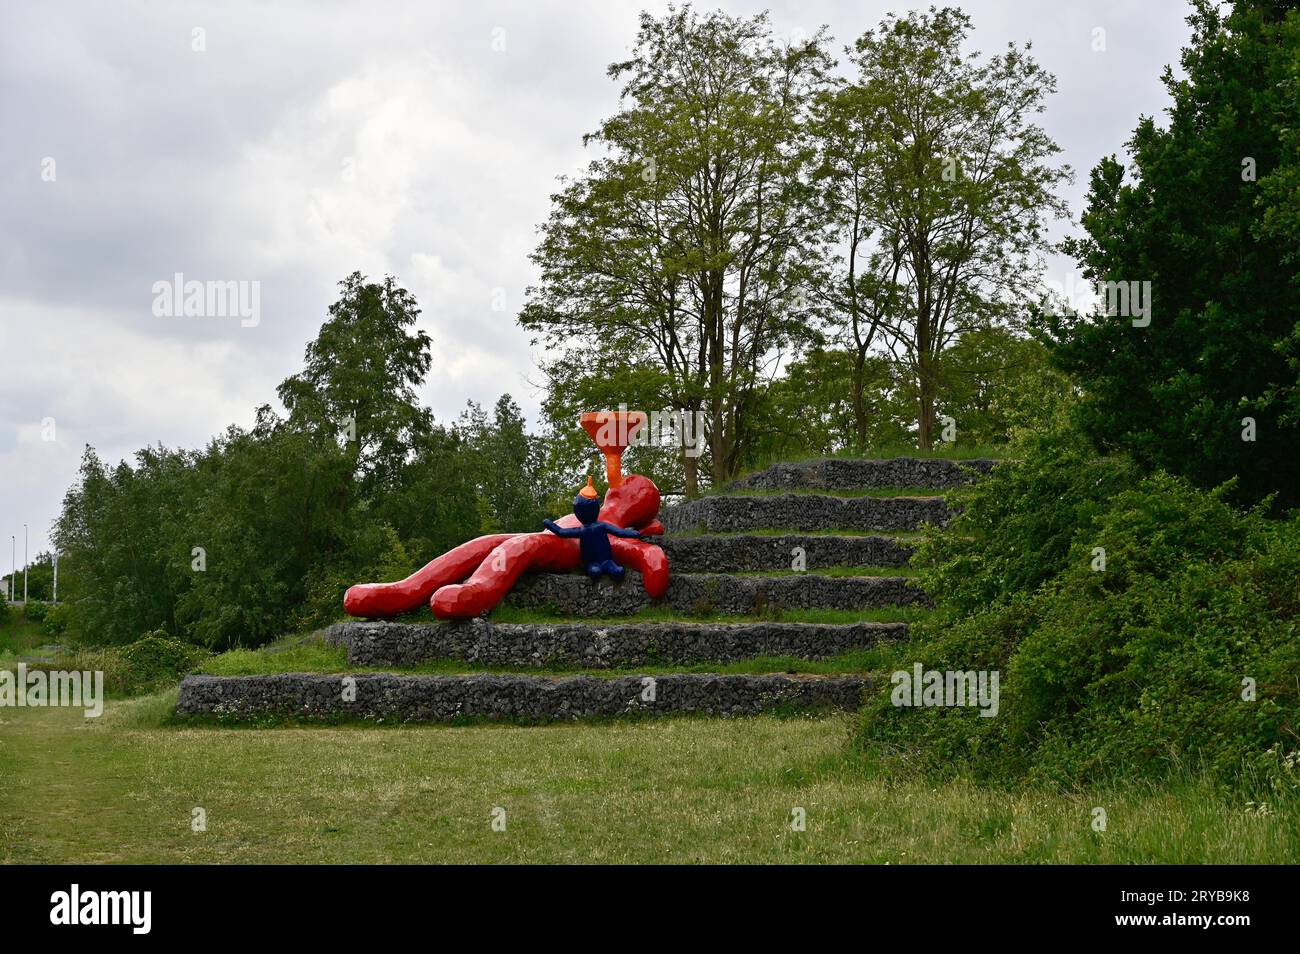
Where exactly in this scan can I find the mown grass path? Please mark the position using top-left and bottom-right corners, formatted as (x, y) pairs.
(2, 699), (1295, 864)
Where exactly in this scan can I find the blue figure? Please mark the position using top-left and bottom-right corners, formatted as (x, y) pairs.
(543, 476), (644, 581)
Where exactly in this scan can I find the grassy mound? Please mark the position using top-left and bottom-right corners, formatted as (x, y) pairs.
(858, 431), (1300, 792)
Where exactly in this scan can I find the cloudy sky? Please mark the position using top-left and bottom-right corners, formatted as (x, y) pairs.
(0, 0), (1192, 564)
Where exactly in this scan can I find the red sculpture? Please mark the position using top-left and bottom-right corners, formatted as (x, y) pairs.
(343, 411), (669, 620)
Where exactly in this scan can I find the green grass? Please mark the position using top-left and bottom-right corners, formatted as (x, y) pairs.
(195, 636), (907, 678)
(3, 702), (1293, 863)
(0, 614), (51, 661)
(485, 604), (931, 625)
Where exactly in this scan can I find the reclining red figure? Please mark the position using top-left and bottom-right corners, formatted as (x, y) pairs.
(342, 411), (669, 620)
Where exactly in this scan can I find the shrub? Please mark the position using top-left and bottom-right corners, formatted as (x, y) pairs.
(23, 600), (49, 623)
(860, 445), (1300, 792)
(120, 632), (207, 691)
(41, 602), (70, 637)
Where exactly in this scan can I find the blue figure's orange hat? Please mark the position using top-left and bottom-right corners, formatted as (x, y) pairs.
(579, 475), (599, 500)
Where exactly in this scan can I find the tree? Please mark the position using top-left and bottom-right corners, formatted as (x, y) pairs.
(459, 395), (548, 532)
(48, 274), (485, 648)
(931, 327), (1073, 445)
(1048, 0), (1300, 508)
(745, 347), (912, 463)
(837, 7), (1069, 447)
(277, 271), (433, 498)
(521, 6), (832, 492)
(810, 81), (904, 451)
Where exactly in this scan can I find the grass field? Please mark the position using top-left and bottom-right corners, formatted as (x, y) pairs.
(3, 699), (1294, 864)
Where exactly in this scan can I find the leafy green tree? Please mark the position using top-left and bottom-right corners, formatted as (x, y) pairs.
(521, 7), (831, 492)
(836, 7), (1069, 447)
(1048, 0), (1300, 508)
(277, 271), (433, 498)
(932, 328), (1074, 446)
(745, 348), (913, 464)
(810, 80), (903, 452)
(49, 272), (489, 648)
(54, 445), (191, 643)
(460, 395), (548, 532)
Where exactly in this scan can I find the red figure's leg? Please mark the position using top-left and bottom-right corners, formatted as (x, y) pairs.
(343, 533), (515, 617)
(431, 531), (581, 619)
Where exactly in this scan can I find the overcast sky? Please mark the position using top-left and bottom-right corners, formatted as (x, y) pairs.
(0, 0), (1193, 564)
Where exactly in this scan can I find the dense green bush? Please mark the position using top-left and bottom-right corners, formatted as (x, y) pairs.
(35, 635), (202, 696)
(23, 601), (49, 623)
(41, 602), (70, 637)
(120, 632), (207, 691)
(860, 437), (1300, 792)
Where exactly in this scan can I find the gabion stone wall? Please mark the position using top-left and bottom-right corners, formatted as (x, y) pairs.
(176, 672), (870, 722)
(726, 457), (997, 492)
(504, 569), (928, 616)
(325, 618), (908, 668)
(659, 533), (914, 572)
(659, 493), (952, 534)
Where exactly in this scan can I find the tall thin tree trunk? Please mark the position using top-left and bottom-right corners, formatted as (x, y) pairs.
(851, 349), (869, 451)
(917, 367), (936, 450)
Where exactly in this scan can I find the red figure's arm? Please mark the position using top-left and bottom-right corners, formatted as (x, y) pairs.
(610, 537), (670, 599)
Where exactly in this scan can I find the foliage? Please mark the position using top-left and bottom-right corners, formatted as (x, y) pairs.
(1047, 0), (1300, 509)
(521, 7), (832, 490)
(825, 7), (1069, 448)
(276, 271), (433, 498)
(744, 348), (911, 465)
(458, 396), (549, 532)
(51, 273), (543, 649)
(861, 440), (1300, 790)
(120, 632), (208, 691)
(42, 602), (70, 637)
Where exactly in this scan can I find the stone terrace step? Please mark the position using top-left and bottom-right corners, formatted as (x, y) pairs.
(505, 569), (926, 616)
(727, 456), (996, 492)
(325, 619), (907, 668)
(660, 493), (951, 534)
(659, 533), (914, 572)
(176, 672), (870, 722)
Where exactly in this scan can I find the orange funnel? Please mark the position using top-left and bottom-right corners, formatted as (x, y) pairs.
(580, 410), (647, 489)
